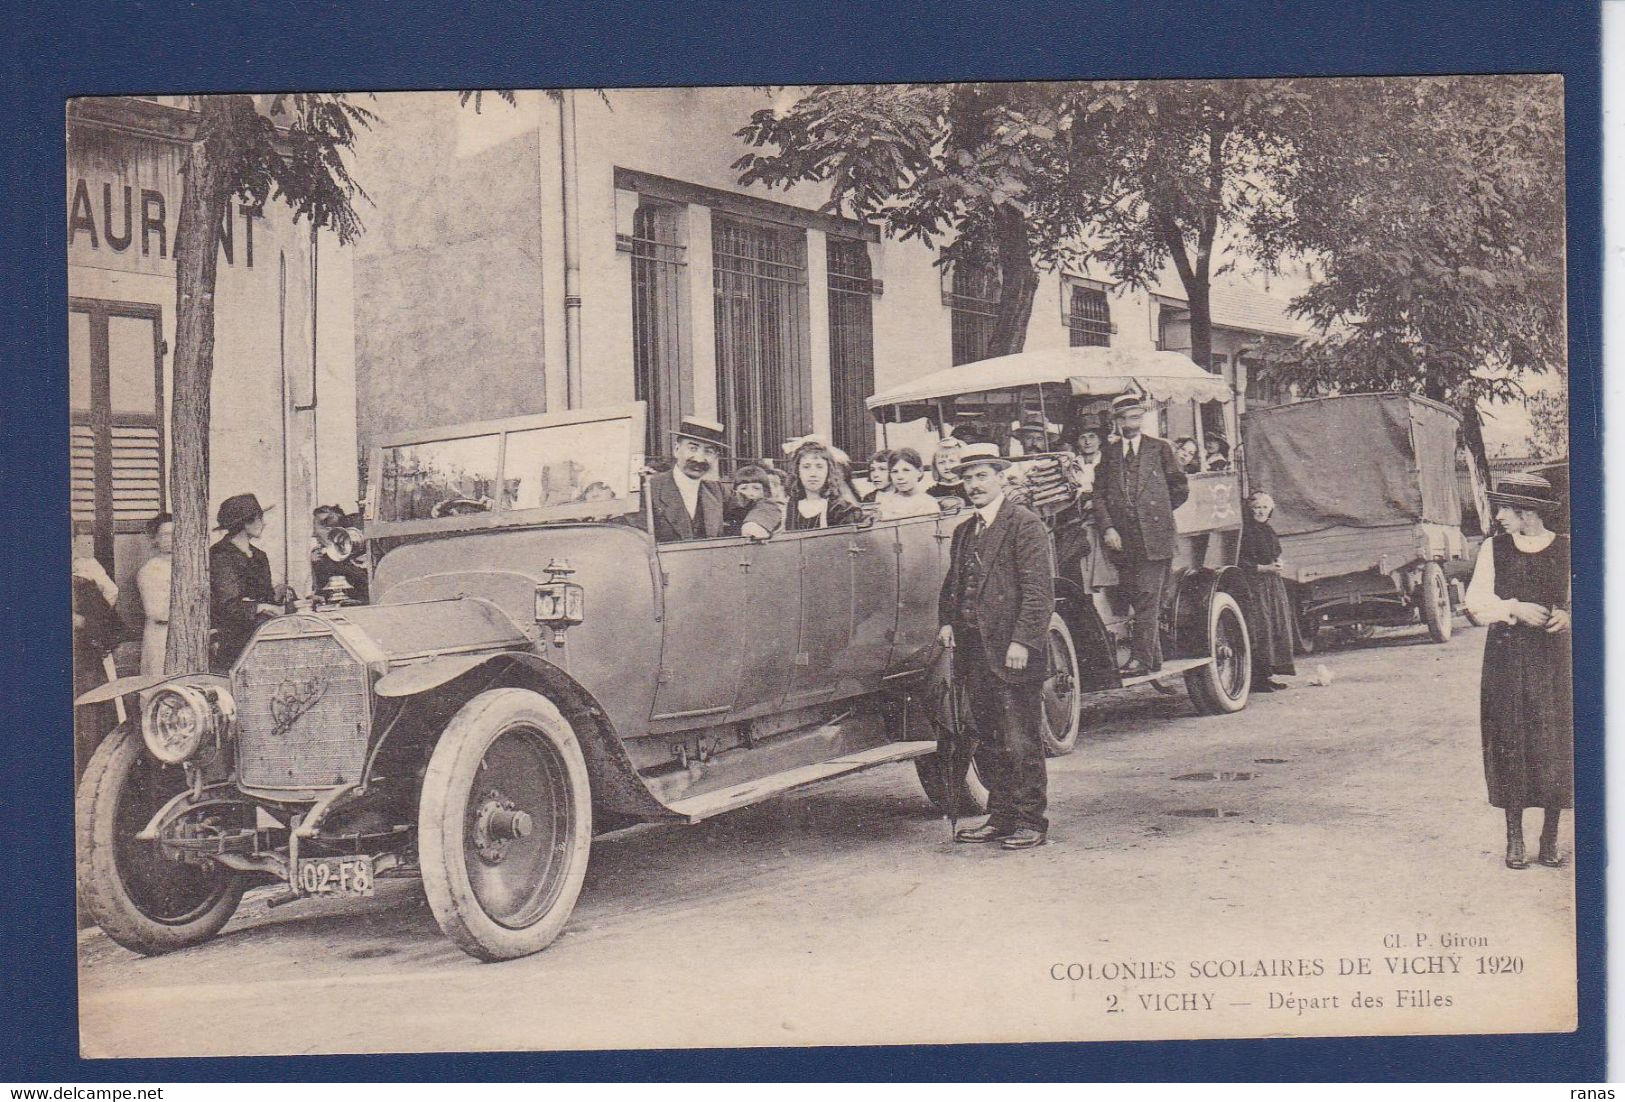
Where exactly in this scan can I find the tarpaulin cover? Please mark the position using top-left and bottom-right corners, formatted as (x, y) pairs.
(1241, 394), (1463, 536)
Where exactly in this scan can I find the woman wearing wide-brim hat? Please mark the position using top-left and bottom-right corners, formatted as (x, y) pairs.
(209, 492), (287, 672)
(1463, 472), (1572, 870)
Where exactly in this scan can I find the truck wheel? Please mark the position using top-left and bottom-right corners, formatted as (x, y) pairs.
(418, 688), (593, 962)
(915, 754), (989, 819)
(76, 725), (244, 955)
(1421, 562), (1454, 643)
(1038, 612), (1083, 756)
(1184, 591), (1252, 715)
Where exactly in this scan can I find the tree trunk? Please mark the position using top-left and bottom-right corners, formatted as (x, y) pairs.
(988, 206), (1040, 357)
(1185, 280), (1213, 372)
(165, 97), (242, 674)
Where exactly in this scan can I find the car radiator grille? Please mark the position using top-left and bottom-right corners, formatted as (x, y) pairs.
(234, 632), (370, 789)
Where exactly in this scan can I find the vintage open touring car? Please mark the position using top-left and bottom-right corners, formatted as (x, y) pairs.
(75, 401), (1044, 962)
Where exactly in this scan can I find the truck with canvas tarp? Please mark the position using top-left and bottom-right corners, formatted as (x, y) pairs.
(1240, 392), (1486, 651)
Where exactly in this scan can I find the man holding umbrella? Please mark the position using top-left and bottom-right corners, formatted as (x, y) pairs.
(936, 443), (1056, 850)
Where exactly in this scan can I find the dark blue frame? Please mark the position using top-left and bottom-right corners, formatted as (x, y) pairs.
(2, 0), (1601, 1081)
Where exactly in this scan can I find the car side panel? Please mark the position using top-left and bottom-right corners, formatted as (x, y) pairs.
(650, 537), (750, 726)
(889, 513), (949, 677)
(787, 528), (855, 708)
(729, 536), (801, 718)
(841, 521), (901, 698)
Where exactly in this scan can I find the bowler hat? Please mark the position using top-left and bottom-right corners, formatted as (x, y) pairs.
(215, 492), (274, 532)
(951, 442), (1013, 475)
(672, 416), (729, 451)
(1487, 472), (1561, 514)
(1111, 392), (1148, 415)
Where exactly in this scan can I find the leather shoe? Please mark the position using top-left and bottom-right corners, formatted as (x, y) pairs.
(1119, 660), (1153, 677)
(954, 822), (1014, 844)
(1000, 827), (1047, 850)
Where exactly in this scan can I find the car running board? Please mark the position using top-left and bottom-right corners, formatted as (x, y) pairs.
(664, 740), (939, 824)
(1118, 656), (1210, 690)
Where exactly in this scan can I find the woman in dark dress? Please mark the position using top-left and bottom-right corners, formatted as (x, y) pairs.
(1237, 491), (1297, 692)
(1464, 472), (1572, 870)
(783, 439), (864, 531)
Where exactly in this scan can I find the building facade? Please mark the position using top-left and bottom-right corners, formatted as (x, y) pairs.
(350, 88), (1310, 475)
(67, 96), (357, 620)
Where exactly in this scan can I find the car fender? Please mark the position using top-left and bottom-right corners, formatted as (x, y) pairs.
(1168, 566), (1250, 658)
(369, 649), (676, 821)
(1053, 576), (1117, 692)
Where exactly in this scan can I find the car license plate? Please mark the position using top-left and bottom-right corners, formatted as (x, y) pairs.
(294, 854), (375, 897)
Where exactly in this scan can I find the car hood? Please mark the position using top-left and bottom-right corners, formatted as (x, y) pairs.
(295, 597), (532, 665)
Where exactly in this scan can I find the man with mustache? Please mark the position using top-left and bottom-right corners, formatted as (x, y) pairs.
(937, 443), (1057, 850)
(647, 417), (729, 543)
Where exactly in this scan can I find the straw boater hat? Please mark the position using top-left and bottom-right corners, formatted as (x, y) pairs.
(672, 416), (729, 451)
(1487, 472), (1561, 514)
(1111, 392), (1148, 416)
(951, 442), (1012, 476)
(214, 492), (275, 532)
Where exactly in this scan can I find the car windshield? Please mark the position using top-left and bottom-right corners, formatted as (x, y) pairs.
(376, 411), (640, 524)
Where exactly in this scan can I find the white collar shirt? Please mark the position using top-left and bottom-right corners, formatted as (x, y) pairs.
(974, 494), (1005, 531)
(671, 466), (703, 519)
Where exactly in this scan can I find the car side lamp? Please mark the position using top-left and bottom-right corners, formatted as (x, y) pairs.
(535, 558), (585, 646)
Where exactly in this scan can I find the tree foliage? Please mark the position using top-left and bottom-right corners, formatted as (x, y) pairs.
(1060, 79), (1310, 370)
(1256, 75), (1566, 459)
(735, 83), (1086, 358)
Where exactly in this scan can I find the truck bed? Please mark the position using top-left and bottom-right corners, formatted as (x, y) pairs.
(1278, 522), (1468, 584)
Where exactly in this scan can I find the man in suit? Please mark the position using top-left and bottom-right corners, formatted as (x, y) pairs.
(1093, 393), (1189, 676)
(937, 443), (1057, 850)
(647, 417), (728, 543)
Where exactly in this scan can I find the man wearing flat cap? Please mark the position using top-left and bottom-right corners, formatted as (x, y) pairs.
(1093, 393), (1189, 676)
(210, 492), (289, 671)
(647, 417), (729, 543)
(937, 443), (1057, 850)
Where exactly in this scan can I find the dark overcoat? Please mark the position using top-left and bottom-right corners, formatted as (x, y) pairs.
(647, 469), (725, 542)
(938, 499), (1056, 685)
(1091, 434), (1189, 562)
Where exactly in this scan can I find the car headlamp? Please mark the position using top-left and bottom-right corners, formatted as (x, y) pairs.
(141, 684), (234, 764)
(535, 557), (585, 635)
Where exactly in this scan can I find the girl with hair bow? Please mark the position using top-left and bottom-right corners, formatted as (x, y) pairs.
(782, 436), (864, 530)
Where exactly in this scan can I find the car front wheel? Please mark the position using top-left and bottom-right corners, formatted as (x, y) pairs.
(76, 725), (245, 955)
(418, 688), (593, 962)
(1185, 591), (1253, 715)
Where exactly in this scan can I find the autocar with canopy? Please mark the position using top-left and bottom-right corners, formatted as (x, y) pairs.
(866, 345), (1262, 758)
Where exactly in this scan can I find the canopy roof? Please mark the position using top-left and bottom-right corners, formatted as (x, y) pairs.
(866, 347), (1233, 419)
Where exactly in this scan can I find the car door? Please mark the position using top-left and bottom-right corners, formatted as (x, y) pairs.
(888, 512), (949, 679)
(650, 537), (748, 728)
(784, 526), (855, 708)
(729, 535), (800, 719)
(837, 518), (900, 699)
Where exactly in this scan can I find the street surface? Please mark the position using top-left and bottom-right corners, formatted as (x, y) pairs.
(78, 620), (1576, 1056)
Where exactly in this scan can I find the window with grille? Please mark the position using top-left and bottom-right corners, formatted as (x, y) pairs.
(712, 215), (813, 461)
(1067, 284), (1112, 347)
(70, 299), (164, 564)
(944, 260), (1000, 366)
(624, 198), (691, 458)
(827, 237), (880, 463)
